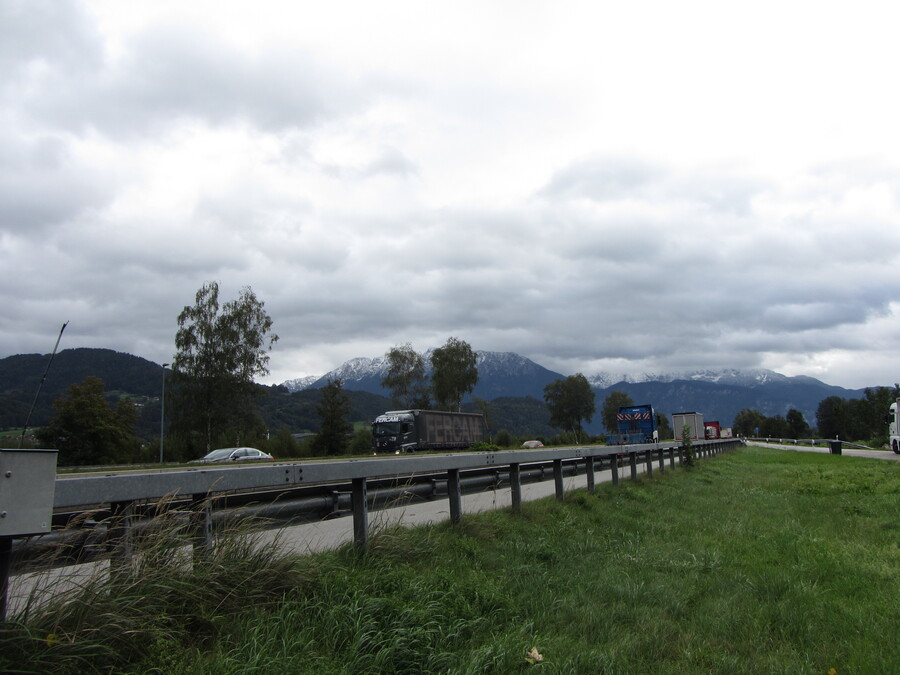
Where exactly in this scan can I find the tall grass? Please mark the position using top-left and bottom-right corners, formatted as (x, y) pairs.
(2, 447), (898, 673)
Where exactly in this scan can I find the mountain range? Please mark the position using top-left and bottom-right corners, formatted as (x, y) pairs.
(282, 351), (870, 432)
(0, 348), (874, 437)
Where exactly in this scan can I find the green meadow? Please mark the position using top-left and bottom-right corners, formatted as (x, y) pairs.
(3, 446), (898, 674)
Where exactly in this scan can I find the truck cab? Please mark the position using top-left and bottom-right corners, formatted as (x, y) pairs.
(372, 411), (416, 454)
(608, 404), (658, 445)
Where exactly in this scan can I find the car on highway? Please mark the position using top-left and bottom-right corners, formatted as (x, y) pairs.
(190, 447), (274, 464)
(521, 440), (544, 448)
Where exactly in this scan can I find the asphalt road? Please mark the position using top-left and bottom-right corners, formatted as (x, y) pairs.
(753, 441), (900, 462)
(254, 464), (625, 554)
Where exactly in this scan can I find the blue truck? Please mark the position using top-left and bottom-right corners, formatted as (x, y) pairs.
(607, 404), (658, 445)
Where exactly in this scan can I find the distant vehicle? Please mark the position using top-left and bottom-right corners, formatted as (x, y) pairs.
(372, 409), (485, 454)
(190, 447), (274, 464)
(889, 401), (900, 454)
(521, 440), (544, 448)
(673, 412), (704, 441)
(704, 421), (722, 440)
(607, 404), (658, 445)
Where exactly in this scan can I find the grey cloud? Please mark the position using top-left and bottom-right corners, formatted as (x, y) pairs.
(362, 149), (419, 178)
(10, 19), (370, 140)
(0, 133), (118, 232)
(0, 1), (102, 78)
(540, 156), (662, 201)
(541, 155), (768, 218)
(323, 148), (419, 180)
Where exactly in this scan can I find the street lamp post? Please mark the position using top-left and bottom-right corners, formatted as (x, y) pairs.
(160, 363), (169, 463)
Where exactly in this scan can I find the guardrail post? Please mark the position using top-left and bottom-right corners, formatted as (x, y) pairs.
(668, 447), (675, 469)
(610, 454), (620, 486)
(108, 500), (134, 578)
(510, 463), (522, 513)
(447, 469), (462, 524)
(658, 448), (665, 472)
(0, 537), (11, 621)
(585, 456), (595, 493)
(553, 460), (564, 500)
(645, 450), (653, 478)
(352, 477), (368, 551)
(629, 452), (638, 480)
(190, 494), (213, 563)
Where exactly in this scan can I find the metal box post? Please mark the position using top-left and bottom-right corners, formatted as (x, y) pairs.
(1, 448), (58, 621)
(0, 449), (58, 538)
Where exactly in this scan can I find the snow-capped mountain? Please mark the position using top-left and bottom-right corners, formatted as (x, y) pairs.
(280, 352), (868, 429)
(587, 368), (796, 388)
(282, 350), (562, 400)
(280, 375), (320, 392)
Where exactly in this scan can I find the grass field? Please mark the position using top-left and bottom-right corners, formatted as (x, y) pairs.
(3, 446), (898, 674)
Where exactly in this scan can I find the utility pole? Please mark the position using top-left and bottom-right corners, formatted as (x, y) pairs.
(160, 363), (169, 463)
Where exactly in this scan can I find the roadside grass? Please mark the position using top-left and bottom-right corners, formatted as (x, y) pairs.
(2, 446), (898, 674)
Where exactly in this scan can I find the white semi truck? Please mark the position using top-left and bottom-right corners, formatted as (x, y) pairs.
(888, 401), (900, 454)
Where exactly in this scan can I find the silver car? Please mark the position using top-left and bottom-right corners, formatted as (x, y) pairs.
(190, 447), (274, 463)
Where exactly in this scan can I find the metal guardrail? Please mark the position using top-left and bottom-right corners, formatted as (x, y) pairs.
(3, 438), (742, 619)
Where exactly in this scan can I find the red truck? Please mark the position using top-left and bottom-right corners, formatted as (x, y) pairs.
(704, 420), (721, 440)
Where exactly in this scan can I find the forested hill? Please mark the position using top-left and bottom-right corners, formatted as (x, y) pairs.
(1, 348), (165, 398)
(0, 348), (166, 428)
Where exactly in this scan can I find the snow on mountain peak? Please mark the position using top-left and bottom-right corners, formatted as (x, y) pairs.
(280, 352), (799, 394)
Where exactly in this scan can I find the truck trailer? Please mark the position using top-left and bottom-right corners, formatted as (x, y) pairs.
(673, 412), (704, 441)
(607, 404), (658, 445)
(372, 409), (485, 454)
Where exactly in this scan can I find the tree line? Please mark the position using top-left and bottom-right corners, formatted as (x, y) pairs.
(731, 386), (898, 445)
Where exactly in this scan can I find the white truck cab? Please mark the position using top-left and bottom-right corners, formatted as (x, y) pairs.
(889, 401), (900, 454)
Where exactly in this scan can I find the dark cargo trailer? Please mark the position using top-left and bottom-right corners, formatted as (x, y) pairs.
(372, 409), (485, 454)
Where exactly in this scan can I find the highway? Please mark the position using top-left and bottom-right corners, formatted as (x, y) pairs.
(753, 441), (900, 462)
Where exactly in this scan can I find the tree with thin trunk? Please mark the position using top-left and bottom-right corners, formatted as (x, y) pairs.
(172, 282), (278, 455)
(543, 374), (596, 443)
(382, 343), (430, 408)
(313, 378), (352, 456)
(430, 337), (478, 411)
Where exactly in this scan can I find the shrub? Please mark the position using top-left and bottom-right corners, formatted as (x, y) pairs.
(469, 441), (502, 453)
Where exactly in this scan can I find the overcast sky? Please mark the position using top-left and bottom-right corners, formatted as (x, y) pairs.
(2, 0), (899, 389)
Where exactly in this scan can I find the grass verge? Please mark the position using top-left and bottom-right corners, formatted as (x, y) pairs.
(2, 446), (898, 673)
